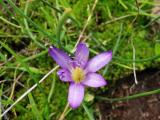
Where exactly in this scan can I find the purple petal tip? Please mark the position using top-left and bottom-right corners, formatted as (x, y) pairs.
(49, 46), (55, 50)
(49, 46), (53, 48)
(85, 50), (112, 72)
(79, 42), (85, 44)
(69, 103), (79, 109)
(48, 45), (72, 69)
(108, 50), (112, 55)
(68, 83), (84, 109)
(82, 73), (107, 88)
(105, 50), (112, 57)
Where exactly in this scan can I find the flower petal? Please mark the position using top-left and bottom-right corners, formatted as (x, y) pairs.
(75, 43), (89, 68)
(57, 69), (72, 82)
(82, 73), (107, 87)
(68, 83), (85, 109)
(85, 51), (112, 72)
(49, 46), (72, 69)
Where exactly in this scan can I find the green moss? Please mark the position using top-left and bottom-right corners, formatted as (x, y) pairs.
(0, 0), (158, 119)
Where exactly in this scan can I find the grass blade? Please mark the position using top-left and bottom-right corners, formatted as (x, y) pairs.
(82, 102), (94, 120)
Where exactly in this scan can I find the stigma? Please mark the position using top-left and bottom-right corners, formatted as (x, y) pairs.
(71, 67), (85, 83)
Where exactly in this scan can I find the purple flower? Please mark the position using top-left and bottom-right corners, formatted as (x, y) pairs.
(49, 43), (112, 109)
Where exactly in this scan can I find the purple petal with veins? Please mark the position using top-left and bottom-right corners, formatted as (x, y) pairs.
(57, 69), (72, 82)
(82, 73), (107, 87)
(75, 43), (89, 68)
(49, 46), (72, 70)
(85, 51), (112, 73)
(68, 83), (85, 109)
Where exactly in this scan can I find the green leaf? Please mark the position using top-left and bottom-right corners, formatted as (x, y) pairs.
(97, 88), (160, 102)
(28, 93), (43, 120)
(82, 102), (94, 120)
(155, 43), (160, 61)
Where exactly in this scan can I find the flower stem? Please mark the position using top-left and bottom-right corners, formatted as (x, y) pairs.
(58, 102), (70, 120)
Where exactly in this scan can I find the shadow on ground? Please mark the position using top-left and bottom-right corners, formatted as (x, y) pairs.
(97, 68), (160, 120)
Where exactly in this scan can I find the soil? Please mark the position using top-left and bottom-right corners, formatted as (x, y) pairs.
(97, 68), (160, 120)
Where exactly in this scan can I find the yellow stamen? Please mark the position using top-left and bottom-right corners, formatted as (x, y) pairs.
(71, 67), (85, 83)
